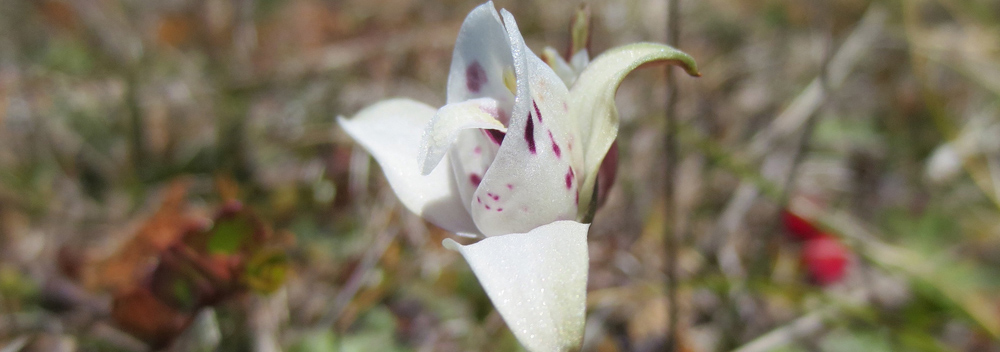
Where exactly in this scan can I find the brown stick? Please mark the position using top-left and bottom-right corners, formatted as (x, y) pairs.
(664, 0), (681, 350)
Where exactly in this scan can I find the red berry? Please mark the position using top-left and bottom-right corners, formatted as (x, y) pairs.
(782, 210), (822, 241)
(801, 234), (848, 286)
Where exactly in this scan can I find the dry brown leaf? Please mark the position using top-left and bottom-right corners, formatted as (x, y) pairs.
(157, 14), (195, 48)
(111, 287), (191, 349)
(38, 0), (79, 31)
(89, 180), (194, 292)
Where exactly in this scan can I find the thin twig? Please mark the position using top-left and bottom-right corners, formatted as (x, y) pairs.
(318, 190), (398, 329)
(730, 308), (831, 352)
(680, 85), (1000, 343)
(0, 336), (30, 352)
(710, 4), (886, 276)
(746, 6), (888, 157)
(664, 0), (681, 349)
(792, 200), (1000, 338)
(750, 107), (822, 277)
(902, 0), (1000, 211)
(749, 0), (836, 279)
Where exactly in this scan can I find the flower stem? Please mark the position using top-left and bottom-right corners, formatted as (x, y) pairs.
(664, 0), (681, 350)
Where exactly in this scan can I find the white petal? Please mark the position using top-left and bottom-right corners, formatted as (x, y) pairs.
(419, 98), (508, 217)
(468, 10), (582, 237)
(418, 97), (507, 175)
(569, 43), (699, 209)
(443, 220), (590, 352)
(447, 129), (502, 217)
(569, 49), (590, 73)
(338, 99), (478, 234)
(447, 1), (516, 113)
(541, 47), (577, 87)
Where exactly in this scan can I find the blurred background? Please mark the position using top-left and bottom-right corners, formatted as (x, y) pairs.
(1, 0), (999, 351)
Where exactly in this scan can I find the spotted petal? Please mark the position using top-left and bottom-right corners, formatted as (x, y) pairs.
(470, 10), (583, 237)
(443, 220), (589, 352)
(447, 0), (516, 112)
(418, 97), (508, 218)
(418, 97), (507, 176)
(569, 43), (700, 210)
(338, 99), (478, 234)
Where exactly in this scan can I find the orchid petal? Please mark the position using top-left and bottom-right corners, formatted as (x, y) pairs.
(338, 99), (478, 234)
(447, 1), (516, 112)
(418, 97), (507, 175)
(469, 10), (581, 237)
(569, 49), (590, 73)
(443, 220), (589, 352)
(542, 47), (577, 86)
(447, 129), (502, 217)
(569, 43), (700, 211)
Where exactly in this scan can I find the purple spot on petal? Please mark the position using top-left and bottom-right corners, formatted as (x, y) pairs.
(497, 208), (503, 212)
(506, 184), (514, 190)
(565, 167), (575, 189)
(562, 101), (568, 111)
(473, 146), (481, 154)
(470, 174), (482, 187)
(466, 62), (487, 93)
(548, 131), (561, 158)
(477, 196), (482, 204)
(484, 129), (506, 145)
(488, 192), (499, 201)
(485, 204), (492, 210)
(533, 101), (543, 122)
(524, 113), (536, 154)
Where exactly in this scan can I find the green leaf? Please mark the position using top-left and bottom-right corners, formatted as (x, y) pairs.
(44, 37), (95, 75)
(340, 306), (408, 352)
(819, 328), (892, 352)
(244, 249), (290, 294)
(207, 215), (254, 254)
(289, 330), (338, 352)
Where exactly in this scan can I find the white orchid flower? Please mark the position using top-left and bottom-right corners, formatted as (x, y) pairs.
(338, 2), (698, 351)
